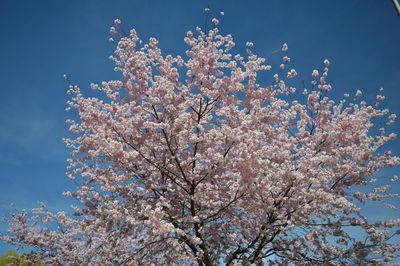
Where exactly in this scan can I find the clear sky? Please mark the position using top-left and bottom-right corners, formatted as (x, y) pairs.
(0, 0), (399, 255)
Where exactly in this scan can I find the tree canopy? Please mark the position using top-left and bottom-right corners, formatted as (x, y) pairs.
(1, 14), (399, 265)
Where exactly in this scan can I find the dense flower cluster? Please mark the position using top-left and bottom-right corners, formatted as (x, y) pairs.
(2, 16), (400, 265)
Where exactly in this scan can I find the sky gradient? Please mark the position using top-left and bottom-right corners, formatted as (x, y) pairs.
(0, 0), (399, 255)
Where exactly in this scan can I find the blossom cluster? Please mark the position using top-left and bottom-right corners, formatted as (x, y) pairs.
(1, 15), (399, 265)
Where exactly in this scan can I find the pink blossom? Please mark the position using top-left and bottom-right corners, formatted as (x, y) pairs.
(114, 19), (121, 26)
(212, 18), (219, 25)
(287, 69), (297, 78)
(109, 26), (117, 35)
(376, 95), (385, 101)
(312, 69), (319, 79)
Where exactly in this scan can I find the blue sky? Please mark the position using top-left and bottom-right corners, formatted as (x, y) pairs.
(0, 0), (399, 256)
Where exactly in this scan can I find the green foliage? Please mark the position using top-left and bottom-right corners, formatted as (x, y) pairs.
(0, 250), (41, 266)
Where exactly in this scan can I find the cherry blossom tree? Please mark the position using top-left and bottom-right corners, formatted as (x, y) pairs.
(2, 14), (400, 265)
